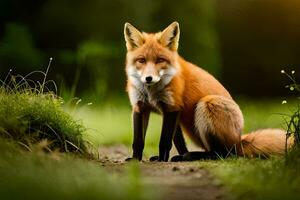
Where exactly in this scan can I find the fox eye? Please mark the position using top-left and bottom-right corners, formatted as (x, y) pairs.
(156, 57), (166, 64)
(136, 58), (146, 64)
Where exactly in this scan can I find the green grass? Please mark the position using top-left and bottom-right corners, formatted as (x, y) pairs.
(0, 139), (156, 200)
(0, 88), (86, 153)
(199, 157), (300, 200)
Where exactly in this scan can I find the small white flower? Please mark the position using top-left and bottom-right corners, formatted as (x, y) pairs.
(292, 70), (295, 74)
(282, 100), (287, 104)
(290, 86), (295, 91)
(281, 70), (285, 74)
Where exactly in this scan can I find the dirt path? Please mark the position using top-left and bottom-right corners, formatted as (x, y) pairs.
(98, 145), (226, 200)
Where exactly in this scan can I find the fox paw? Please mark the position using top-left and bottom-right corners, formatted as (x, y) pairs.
(170, 155), (184, 162)
(125, 157), (141, 162)
(125, 157), (133, 162)
(149, 155), (159, 162)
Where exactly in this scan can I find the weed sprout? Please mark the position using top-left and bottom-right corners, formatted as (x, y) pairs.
(281, 70), (300, 156)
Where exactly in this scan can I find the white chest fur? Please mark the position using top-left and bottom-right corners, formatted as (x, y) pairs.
(128, 82), (174, 111)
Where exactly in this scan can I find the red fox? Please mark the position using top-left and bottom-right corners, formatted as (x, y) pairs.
(124, 22), (293, 161)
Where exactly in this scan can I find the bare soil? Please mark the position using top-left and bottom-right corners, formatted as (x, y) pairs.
(98, 145), (227, 200)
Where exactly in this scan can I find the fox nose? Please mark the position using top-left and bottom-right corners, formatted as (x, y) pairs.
(145, 76), (153, 83)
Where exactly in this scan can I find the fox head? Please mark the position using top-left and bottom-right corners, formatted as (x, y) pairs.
(124, 22), (180, 87)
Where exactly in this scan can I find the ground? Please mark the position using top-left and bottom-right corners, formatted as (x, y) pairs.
(98, 145), (225, 200)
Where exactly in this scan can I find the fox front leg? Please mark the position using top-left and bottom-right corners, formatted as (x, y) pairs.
(126, 108), (150, 161)
(158, 111), (181, 161)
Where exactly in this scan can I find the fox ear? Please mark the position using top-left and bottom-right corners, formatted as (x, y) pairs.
(124, 23), (144, 51)
(159, 22), (180, 51)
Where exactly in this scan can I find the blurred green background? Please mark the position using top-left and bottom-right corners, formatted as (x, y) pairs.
(1, 0), (299, 100)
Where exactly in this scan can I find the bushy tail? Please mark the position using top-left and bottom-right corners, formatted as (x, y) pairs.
(238, 129), (294, 158)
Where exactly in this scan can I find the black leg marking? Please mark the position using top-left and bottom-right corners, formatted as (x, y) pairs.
(170, 155), (184, 162)
(182, 151), (218, 161)
(171, 151), (219, 162)
(173, 126), (188, 155)
(158, 111), (180, 161)
(129, 110), (150, 161)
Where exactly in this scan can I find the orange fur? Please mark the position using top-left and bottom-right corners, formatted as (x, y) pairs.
(239, 129), (293, 158)
(124, 22), (291, 158)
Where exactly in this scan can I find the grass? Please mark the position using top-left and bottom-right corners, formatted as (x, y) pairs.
(0, 87), (86, 153)
(0, 60), (87, 153)
(199, 157), (300, 200)
(0, 139), (155, 200)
